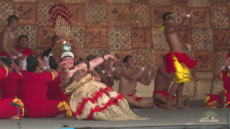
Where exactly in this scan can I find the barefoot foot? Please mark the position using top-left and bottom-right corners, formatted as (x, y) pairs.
(175, 104), (189, 109)
(163, 103), (175, 110)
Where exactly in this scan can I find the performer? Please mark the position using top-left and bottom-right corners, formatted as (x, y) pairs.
(17, 56), (72, 118)
(0, 60), (24, 119)
(161, 11), (198, 109)
(97, 57), (123, 88)
(47, 56), (68, 100)
(118, 55), (154, 108)
(50, 3), (145, 120)
(0, 57), (22, 99)
(205, 58), (230, 108)
(153, 55), (189, 107)
(15, 35), (34, 56)
(0, 15), (24, 58)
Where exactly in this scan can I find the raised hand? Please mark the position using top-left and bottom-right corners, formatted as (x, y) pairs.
(105, 55), (117, 62)
(59, 60), (68, 70)
(147, 63), (152, 72)
(142, 62), (148, 69)
(37, 57), (45, 68)
(181, 11), (187, 18)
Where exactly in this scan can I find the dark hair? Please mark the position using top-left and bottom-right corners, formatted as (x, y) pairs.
(42, 48), (52, 59)
(14, 59), (20, 66)
(162, 55), (166, 61)
(86, 55), (96, 62)
(49, 56), (58, 70)
(0, 56), (12, 67)
(52, 36), (58, 42)
(162, 12), (173, 21)
(8, 15), (19, 24)
(123, 55), (133, 63)
(26, 55), (39, 72)
(18, 35), (29, 41)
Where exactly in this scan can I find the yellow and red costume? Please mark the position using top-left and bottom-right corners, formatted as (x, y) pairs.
(0, 67), (24, 119)
(127, 94), (143, 101)
(205, 71), (230, 108)
(165, 52), (198, 83)
(153, 91), (176, 106)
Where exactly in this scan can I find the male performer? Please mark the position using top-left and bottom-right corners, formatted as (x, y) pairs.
(97, 58), (122, 88)
(205, 58), (230, 108)
(161, 11), (197, 109)
(118, 55), (155, 108)
(153, 55), (189, 107)
(15, 35), (34, 56)
(0, 15), (23, 58)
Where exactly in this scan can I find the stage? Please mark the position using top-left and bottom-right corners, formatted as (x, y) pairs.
(0, 100), (229, 129)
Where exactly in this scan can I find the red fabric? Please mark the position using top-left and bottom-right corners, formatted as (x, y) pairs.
(0, 71), (22, 99)
(164, 52), (198, 74)
(0, 52), (10, 57)
(0, 67), (7, 80)
(127, 94), (143, 101)
(226, 53), (230, 59)
(47, 72), (68, 100)
(17, 72), (65, 118)
(86, 94), (124, 120)
(15, 47), (34, 56)
(153, 90), (176, 99)
(220, 71), (230, 92)
(205, 94), (220, 108)
(0, 98), (23, 119)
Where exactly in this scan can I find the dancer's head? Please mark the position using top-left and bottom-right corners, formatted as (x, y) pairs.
(161, 12), (175, 30)
(26, 55), (39, 73)
(61, 52), (74, 68)
(8, 15), (19, 30)
(0, 56), (20, 72)
(123, 55), (134, 68)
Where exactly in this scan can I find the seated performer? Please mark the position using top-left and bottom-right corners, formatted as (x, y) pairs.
(0, 57), (23, 99)
(161, 11), (197, 109)
(42, 36), (59, 66)
(0, 60), (24, 119)
(15, 35), (34, 56)
(153, 55), (189, 107)
(0, 15), (24, 58)
(205, 58), (230, 108)
(17, 56), (72, 118)
(97, 58), (123, 88)
(46, 56), (68, 100)
(118, 55), (155, 108)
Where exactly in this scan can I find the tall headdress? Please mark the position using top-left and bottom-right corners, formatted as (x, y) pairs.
(49, 3), (81, 63)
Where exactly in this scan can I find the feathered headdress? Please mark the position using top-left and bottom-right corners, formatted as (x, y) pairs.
(48, 3), (81, 63)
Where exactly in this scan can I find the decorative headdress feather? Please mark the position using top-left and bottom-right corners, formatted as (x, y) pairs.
(49, 3), (81, 63)
(161, 12), (175, 31)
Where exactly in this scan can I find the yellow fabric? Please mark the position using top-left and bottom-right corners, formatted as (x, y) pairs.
(172, 54), (192, 83)
(57, 101), (73, 117)
(228, 72), (230, 77)
(3, 66), (8, 78)
(51, 72), (54, 81)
